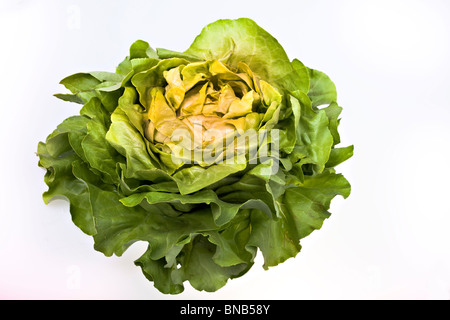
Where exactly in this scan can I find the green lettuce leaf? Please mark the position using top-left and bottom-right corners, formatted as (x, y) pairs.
(184, 18), (309, 93)
(37, 17), (352, 295)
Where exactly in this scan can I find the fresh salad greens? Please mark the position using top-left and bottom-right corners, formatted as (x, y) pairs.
(37, 18), (353, 294)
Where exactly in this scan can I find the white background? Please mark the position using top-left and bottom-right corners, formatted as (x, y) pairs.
(1, 0), (449, 300)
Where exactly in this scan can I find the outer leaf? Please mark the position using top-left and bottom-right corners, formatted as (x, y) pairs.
(322, 101), (343, 146)
(172, 163), (247, 195)
(120, 189), (272, 226)
(291, 58), (310, 94)
(173, 235), (249, 292)
(105, 108), (166, 181)
(72, 160), (220, 259)
(291, 93), (334, 172)
(129, 40), (159, 59)
(326, 145), (354, 168)
(82, 119), (122, 185)
(284, 172), (351, 239)
(307, 68), (337, 108)
(37, 140), (96, 236)
(156, 48), (202, 62)
(135, 248), (184, 294)
(184, 18), (305, 92)
(59, 73), (101, 93)
(247, 209), (301, 269)
(207, 210), (256, 267)
(53, 93), (85, 104)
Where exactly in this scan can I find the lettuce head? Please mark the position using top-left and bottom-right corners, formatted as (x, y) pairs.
(37, 18), (353, 294)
